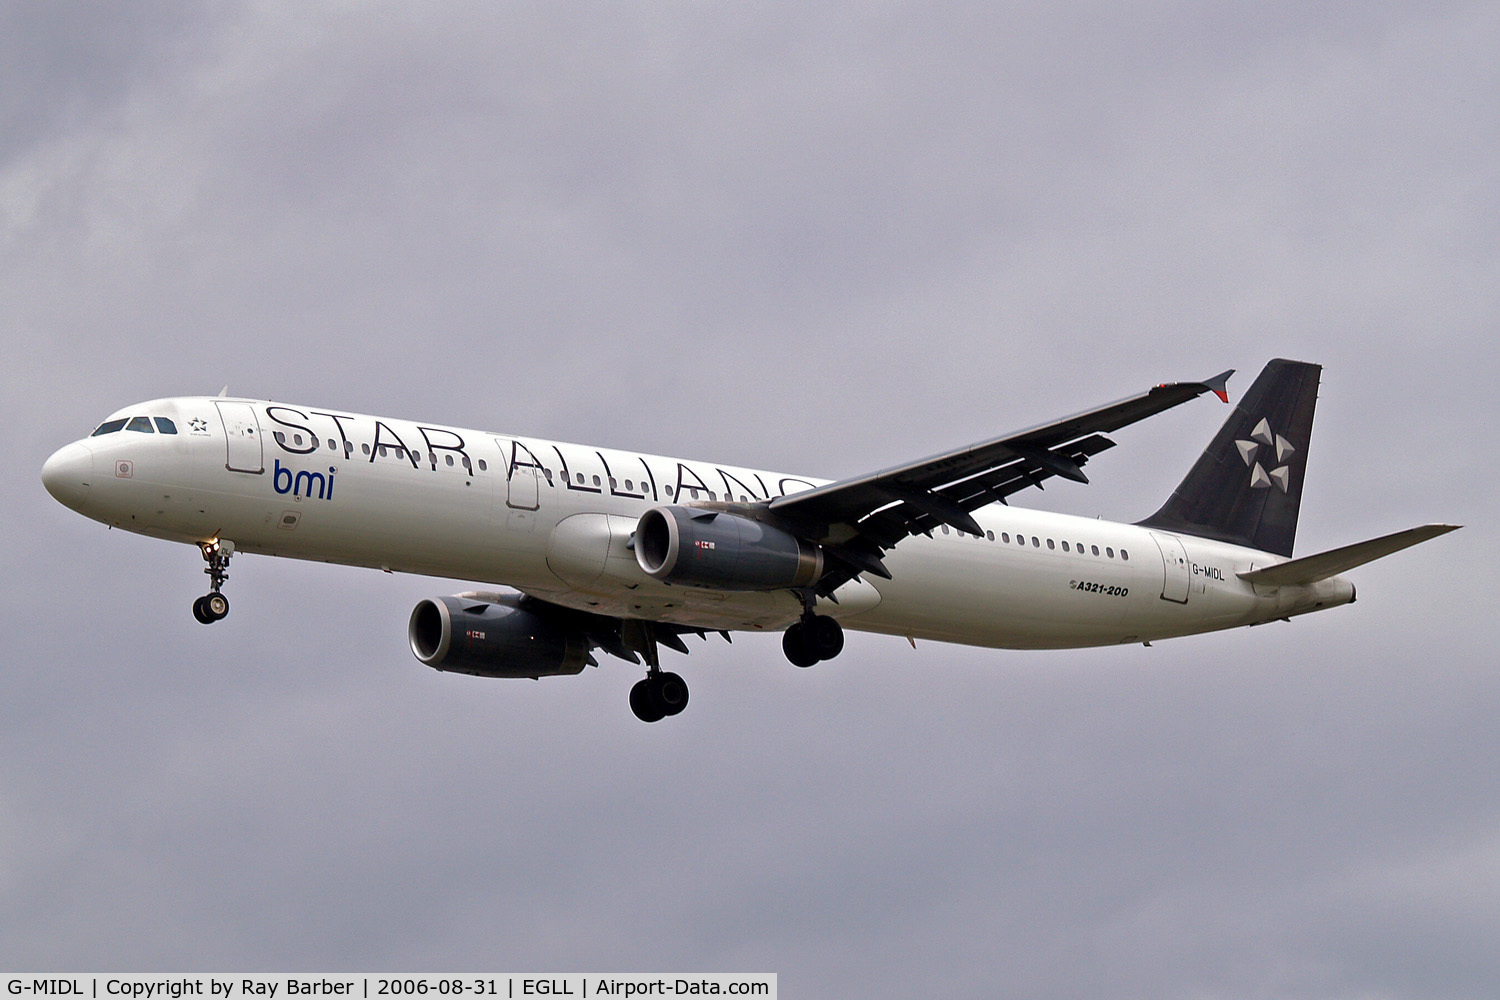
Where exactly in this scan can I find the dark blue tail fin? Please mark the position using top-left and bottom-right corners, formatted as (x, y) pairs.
(1139, 359), (1321, 557)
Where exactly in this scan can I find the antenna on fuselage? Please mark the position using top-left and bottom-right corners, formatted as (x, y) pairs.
(217, 386), (228, 397)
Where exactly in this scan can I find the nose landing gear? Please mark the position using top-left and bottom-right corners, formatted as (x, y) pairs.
(193, 539), (234, 624)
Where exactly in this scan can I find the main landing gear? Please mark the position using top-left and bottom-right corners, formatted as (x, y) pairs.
(782, 613), (844, 668)
(630, 670), (689, 724)
(621, 619), (691, 723)
(192, 539), (234, 625)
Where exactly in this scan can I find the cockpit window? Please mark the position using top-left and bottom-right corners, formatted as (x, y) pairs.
(154, 417), (178, 434)
(126, 416), (155, 433)
(91, 418), (129, 437)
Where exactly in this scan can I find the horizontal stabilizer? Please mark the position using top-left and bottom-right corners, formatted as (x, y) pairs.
(1237, 524), (1460, 587)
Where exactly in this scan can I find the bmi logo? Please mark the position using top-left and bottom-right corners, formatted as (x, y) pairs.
(273, 458), (336, 500)
(1236, 418), (1295, 493)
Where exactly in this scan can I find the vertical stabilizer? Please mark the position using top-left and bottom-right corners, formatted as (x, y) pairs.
(1139, 359), (1321, 557)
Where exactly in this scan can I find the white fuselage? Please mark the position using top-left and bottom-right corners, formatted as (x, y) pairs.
(42, 396), (1355, 649)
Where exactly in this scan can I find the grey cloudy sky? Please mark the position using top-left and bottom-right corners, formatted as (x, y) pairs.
(3, 3), (1496, 995)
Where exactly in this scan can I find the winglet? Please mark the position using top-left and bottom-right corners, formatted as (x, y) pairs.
(1203, 369), (1234, 404)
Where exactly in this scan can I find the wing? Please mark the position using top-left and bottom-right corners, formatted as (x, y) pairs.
(762, 369), (1234, 587)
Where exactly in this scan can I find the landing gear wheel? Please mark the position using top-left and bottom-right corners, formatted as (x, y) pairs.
(808, 615), (844, 660)
(193, 592), (229, 624)
(782, 622), (820, 668)
(629, 671), (691, 722)
(630, 678), (667, 723)
(783, 614), (844, 666)
(655, 672), (689, 717)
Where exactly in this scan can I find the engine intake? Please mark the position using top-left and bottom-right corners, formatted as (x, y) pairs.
(634, 506), (823, 590)
(409, 593), (590, 679)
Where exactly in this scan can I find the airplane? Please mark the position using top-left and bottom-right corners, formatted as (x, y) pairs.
(41, 359), (1457, 722)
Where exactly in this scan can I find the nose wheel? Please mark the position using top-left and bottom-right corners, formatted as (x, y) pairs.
(193, 539), (234, 624)
(193, 592), (229, 624)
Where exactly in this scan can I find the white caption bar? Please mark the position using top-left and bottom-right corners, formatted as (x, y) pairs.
(2, 978), (775, 1000)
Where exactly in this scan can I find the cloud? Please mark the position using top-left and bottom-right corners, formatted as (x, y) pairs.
(4, 2), (1495, 994)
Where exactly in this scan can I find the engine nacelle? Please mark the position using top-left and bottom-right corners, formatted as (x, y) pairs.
(408, 593), (590, 679)
(634, 506), (823, 590)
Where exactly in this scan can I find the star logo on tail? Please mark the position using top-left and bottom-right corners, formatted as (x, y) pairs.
(1236, 418), (1296, 493)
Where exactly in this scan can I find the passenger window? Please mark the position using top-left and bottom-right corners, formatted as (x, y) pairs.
(91, 418), (128, 436)
(593, 475), (601, 487)
(986, 531), (994, 541)
(445, 455), (454, 466)
(1047, 539), (1055, 550)
(664, 486), (674, 497)
(154, 417), (178, 434)
(362, 443), (371, 455)
(1061, 541), (1070, 553)
(1121, 549), (1129, 561)
(478, 460), (487, 472)
(328, 439), (337, 450)
(625, 480), (634, 491)
(126, 416), (154, 433)
(1032, 537), (1040, 547)
(462, 457), (472, 472)
(941, 525), (950, 535)
(274, 431), (286, 445)
(1091, 545), (1100, 556)
(1106, 547), (1115, 558)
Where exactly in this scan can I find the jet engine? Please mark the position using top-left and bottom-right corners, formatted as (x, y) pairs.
(408, 593), (591, 679)
(634, 506), (823, 590)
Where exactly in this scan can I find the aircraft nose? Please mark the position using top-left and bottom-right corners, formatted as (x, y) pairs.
(42, 441), (94, 512)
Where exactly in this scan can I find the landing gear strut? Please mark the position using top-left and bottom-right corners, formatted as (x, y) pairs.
(193, 539), (234, 624)
(782, 591), (844, 667)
